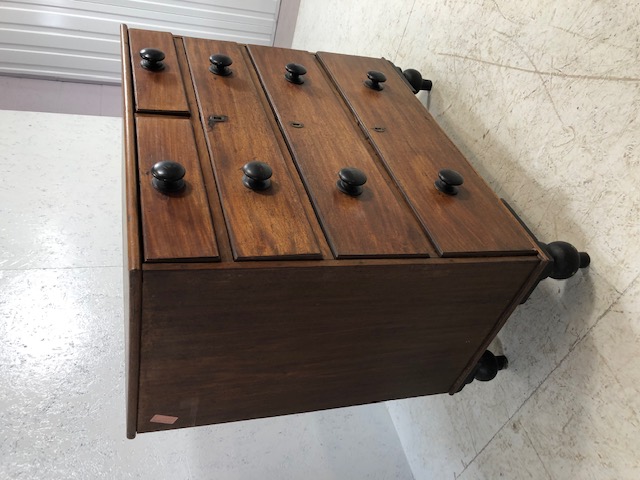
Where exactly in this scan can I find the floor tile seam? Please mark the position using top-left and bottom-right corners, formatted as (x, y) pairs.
(520, 423), (554, 479)
(585, 271), (640, 396)
(0, 264), (121, 273)
(383, 403), (417, 480)
(455, 275), (633, 477)
(516, 294), (638, 478)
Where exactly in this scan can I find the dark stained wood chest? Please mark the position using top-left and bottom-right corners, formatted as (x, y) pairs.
(121, 25), (548, 438)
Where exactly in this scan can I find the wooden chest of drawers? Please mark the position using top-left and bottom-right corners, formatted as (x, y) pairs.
(121, 25), (547, 438)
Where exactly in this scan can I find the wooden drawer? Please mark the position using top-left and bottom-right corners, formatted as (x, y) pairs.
(129, 29), (189, 115)
(183, 38), (322, 261)
(248, 45), (434, 259)
(121, 25), (548, 438)
(136, 115), (218, 262)
(317, 52), (537, 257)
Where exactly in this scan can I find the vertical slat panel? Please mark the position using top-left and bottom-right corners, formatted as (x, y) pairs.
(136, 116), (220, 262)
(317, 52), (538, 257)
(248, 45), (435, 259)
(129, 29), (189, 114)
(0, 0), (281, 83)
(120, 23), (142, 440)
(183, 38), (322, 261)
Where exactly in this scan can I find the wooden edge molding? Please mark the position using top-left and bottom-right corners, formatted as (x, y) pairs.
(120, 23), (142, 439)
(448, 254), (549, 394)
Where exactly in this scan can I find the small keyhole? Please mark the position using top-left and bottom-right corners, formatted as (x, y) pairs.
(208, 114), (228, 127)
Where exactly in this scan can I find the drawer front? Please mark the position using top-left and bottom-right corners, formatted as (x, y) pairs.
(183, 38), (322, 261)
(128, 29), (189, 115)
(136, 116), (219, 262)
(318, 52), (537, 257)
(249, 45), (434, 259)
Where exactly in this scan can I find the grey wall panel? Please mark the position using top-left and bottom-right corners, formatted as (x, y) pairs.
(0, 0), (281, 84)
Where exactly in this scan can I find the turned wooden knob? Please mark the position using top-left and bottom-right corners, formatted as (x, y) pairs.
(151, 161), (186, 193)
(242, 161), (272, 190)
(364, 71), (386, 91)
(285, 63), (307, 84)
(540, 241), (591, 280)
(455, 350), (508, 393)
(140, 48), (165, 71)
(475, 351), (508, 382)
(209, 54), (233, 76)
(337, 167), (367, 196)
(402, 68), (433, 93)
(435, 169), (464, 195)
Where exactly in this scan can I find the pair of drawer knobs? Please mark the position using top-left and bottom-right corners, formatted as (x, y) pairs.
(140, 48), (386, 90)
(151, 161), (464, 196)
(208, 54), (308, 86)
(150, 161), (274, 194)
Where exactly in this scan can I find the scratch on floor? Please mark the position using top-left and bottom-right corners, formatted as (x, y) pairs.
(489, 0), (525, 26)
(436, 52), (640, 83)
(483, 29), (568, 125)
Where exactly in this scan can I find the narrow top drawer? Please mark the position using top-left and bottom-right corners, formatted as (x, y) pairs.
(318, 52), (537, 257)
(128, 29), (189, 115)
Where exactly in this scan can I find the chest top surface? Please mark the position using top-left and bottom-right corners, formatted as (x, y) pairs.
(125, 27), (537, 265)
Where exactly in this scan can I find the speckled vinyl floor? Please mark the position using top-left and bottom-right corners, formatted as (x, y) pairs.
(292, 1), (640, 478)
(0, 110), (414, 480)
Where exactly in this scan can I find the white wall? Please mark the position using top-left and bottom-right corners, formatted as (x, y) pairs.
(293, 1), (640, 478)
(0, 0), (281, 83)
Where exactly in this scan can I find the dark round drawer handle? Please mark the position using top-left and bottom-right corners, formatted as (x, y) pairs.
(337, 167), (367, 196)
(364, 70), (386, 91)
(140, 48), (165, 71)
(209, 54), (233, 76)
(151, 161), (186, 193)
(285, 63), (307, 84)
(435, 169), (464, 195)
(242, 161), (273, 190)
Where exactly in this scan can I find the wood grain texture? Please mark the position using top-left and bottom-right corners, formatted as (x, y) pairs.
(136, 116), (219, 262)
(183, 38), (322, 261)
(123, 268), (142, 439)
(239, 45), (335, 261)
(447, 204), (549, 393)
(449, 251), (548, 393)
(137, 258), (539, 432)
(317, 52), (538, 257)
(121, 25), (142, 273)
(173, 37), (235, 265)
(139, 253), (540, 272)
(128, 29), (189, 114)
(120, 23), (142, 439)
(248, 45), (433, 259)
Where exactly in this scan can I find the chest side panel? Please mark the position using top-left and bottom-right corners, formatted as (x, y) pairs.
(136, 258), (538, 432)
